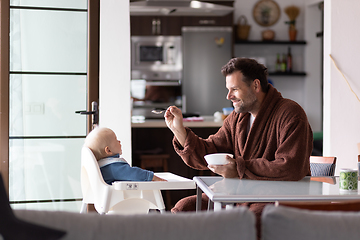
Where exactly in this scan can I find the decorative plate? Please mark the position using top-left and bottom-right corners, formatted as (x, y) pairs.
(253, 0), (281, 27)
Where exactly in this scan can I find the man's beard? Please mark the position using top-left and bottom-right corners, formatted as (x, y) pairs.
(233, 92), (257, 114)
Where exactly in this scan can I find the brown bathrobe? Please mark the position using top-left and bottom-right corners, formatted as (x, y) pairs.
(171, 84), (313, 238)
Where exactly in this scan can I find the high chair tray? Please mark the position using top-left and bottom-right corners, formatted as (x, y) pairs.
(112, 172), (196, 190)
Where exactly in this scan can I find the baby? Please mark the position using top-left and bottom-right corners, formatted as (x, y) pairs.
(84, 127), (166, 184)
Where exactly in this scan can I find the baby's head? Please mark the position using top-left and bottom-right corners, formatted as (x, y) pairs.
(84, 127), (122, 160)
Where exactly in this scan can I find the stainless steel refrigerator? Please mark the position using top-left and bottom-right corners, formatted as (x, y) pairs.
(182, 26), (233, 116)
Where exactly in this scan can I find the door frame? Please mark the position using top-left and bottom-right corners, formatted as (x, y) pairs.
(0, 0), (10, 193)
(88, 0), (100, 132)
(0, 0), (100, 194)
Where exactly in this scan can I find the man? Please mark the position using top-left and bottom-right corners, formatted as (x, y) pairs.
(164, 58), (313, 237)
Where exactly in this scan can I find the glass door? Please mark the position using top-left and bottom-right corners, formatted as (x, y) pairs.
(8, 0), (95, 212)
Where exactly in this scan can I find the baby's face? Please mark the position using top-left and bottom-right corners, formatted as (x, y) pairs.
(108, 131), (122, 155)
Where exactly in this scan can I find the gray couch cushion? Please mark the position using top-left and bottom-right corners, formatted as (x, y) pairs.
(15, 207), (256, 240)
(262, 205), (360, 240)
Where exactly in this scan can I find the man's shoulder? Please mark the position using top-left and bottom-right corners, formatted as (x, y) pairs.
(273, 98), (309, 123)
(276, 97), (305, 113)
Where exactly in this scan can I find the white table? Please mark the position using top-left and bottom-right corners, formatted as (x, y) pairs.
(194, 176), (360, 211)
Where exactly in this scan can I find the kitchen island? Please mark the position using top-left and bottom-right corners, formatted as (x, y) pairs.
(131, 116), (223, 210)
(131, 115), (223, 128)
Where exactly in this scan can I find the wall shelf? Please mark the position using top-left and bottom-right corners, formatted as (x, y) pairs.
(234, 41), (307, 76)
(269, 72), (306, 76)
(235, 40), (307, 45)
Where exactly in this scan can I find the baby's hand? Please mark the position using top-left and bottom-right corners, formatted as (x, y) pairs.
(152, 175), (167, 181)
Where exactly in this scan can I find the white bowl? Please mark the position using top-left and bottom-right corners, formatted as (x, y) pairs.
(204, 153), (233, 165)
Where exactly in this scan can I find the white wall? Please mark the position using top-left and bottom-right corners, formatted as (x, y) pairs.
(323, 0), (360, 173)
(304, 1), (322, 133)
(233, 0), (306, 41)
(99, 0), (132, 162)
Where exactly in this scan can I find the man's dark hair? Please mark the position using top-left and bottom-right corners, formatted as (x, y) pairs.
(221, 58), (269, 92)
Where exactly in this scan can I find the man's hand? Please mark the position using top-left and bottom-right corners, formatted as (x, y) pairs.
(164, 106), (187, 147)
(207, 156), (239, 178)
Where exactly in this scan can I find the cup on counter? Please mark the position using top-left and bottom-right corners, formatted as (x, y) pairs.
(222, 107), (234, 120)
(339, 168), (358, 191)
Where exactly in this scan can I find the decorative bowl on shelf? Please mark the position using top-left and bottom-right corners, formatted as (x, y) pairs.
(262, 29), (275, 41)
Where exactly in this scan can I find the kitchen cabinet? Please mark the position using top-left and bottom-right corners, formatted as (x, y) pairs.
(131, 16), (182, 36)
(130, 14), (233, 35)
(130, 1), (234, 36)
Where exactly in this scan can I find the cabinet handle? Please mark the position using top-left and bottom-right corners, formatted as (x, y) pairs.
(199, 20), (216, 25)
(156, 19), (161, 35)
(152, 18), (157, 35)
(152, 18), (161, 35)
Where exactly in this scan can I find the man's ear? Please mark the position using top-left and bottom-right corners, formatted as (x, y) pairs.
(253, 79), (261, 92)
(104, 146), (112, 155)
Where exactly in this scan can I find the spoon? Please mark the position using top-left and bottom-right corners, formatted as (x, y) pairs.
(151, 108), (167, 114)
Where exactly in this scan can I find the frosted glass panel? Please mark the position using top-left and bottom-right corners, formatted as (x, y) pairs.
(9, 0), (89, 214)
(9, 139), (84, 203)
(11, 201), (82, 213)
(10, 9), (87, 72)
(9, 74), (86, 137)
(10, 0), (87, 9)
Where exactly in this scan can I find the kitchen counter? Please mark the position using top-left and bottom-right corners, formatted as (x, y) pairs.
(131, 116), (223, 128)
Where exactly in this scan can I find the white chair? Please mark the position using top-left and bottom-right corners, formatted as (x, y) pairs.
(80, 146), (165, 214)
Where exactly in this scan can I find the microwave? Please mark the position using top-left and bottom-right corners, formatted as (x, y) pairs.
(131, 36), (182, 81)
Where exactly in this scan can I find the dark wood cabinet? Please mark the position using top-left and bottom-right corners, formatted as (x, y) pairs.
(130, 1), (234, 36)
(131, 14), (233, 36)
(131, 16), (182, 36)
(132, 126), (219, 210)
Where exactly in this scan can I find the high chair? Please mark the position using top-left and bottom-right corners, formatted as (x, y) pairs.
(80, 146), (165, 214)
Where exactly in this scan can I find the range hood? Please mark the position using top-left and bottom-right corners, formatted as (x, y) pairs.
(130, 0), (234, 16)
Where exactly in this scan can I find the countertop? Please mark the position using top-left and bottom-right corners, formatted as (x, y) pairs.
(131, 116), (223, 128)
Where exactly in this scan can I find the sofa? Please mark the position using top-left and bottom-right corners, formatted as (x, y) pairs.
(14, 207), (256, 240)
(12, 205), (360, 240)
(262, 204), (360, 240)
